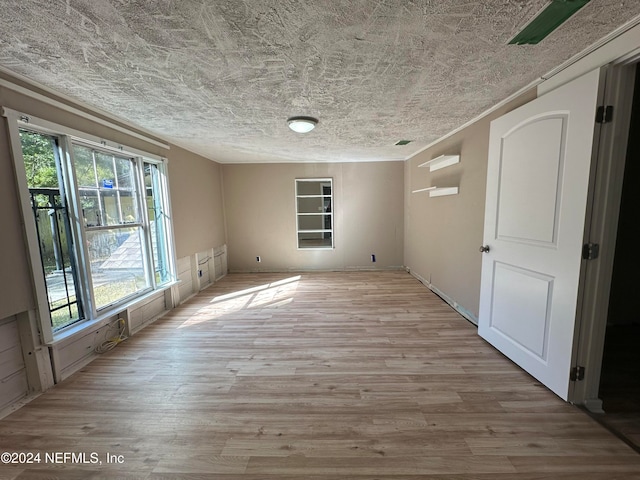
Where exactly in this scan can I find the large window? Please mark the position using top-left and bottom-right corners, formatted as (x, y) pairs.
(14, 121), (175, 335)
(295, 178), (333, 249)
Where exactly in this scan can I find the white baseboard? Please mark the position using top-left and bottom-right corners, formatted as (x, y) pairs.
(408, 270), (478, 325)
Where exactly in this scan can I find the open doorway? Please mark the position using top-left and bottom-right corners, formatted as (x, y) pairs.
(596, 63), (640, 451)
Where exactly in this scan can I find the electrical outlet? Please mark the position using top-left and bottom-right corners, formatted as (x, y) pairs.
(256, 256), (261, 262)
(371, 254), (376, 262)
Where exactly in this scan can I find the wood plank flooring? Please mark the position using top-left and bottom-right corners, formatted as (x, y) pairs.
(0, 271), (639, 479)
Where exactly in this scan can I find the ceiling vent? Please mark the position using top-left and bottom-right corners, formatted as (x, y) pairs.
(508, 0), (590, 45)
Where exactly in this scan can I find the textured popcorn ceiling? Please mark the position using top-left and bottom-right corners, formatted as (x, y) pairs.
(1, 1), (639, 163)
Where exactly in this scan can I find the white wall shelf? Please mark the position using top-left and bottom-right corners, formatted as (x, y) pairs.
(411, 186), (459, 197)
(418, 154), (460, 172)
(411, 186), (437, 194)
(429, 187), (459, 197)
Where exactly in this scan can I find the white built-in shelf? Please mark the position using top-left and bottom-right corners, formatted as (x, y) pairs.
(418, 154), (460, 172)
(411, 186), (459, 197)
(429, 187), (458, 197)
(411, 186), (437, 194)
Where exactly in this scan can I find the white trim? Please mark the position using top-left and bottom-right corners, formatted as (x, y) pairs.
(572, 61), (637, 406)
(0, 66), (169, 150)
(17, 310), (54, 392)
(3, 107), (165, 162)
(538, 15), (640, 95)
(157, 160), (178, 286)
(59, 134), (94, 319)
(295, 178), (334, 250)
(2, 109), (54, 344)
(136, 155), (156, 292)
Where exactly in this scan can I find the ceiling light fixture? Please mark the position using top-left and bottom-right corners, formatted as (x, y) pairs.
(287, 116), (318, 133)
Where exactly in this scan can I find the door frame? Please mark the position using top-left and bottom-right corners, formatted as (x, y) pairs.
(572, 50), (640, 409)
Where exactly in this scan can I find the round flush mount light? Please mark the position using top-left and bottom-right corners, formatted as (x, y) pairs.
(287, 116), (318, 133)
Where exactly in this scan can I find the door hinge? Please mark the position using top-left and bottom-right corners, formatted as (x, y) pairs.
(596, 105), (614, 124)
(570, 366), (585, 381)
(582, 243), (599, 260)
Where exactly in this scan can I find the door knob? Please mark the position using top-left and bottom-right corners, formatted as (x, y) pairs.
(479, 245), (490, 253)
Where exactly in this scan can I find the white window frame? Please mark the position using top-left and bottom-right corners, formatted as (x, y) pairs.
(295, 178), (334, 250)
(3, 107), (177, 343)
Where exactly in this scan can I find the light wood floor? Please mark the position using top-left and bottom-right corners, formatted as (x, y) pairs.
(1, 271), (639, 479)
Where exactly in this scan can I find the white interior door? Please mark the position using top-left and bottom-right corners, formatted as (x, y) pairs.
(478, 69), (601, 401)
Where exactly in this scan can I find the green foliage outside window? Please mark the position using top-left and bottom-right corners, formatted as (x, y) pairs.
(20, 130), (58, 188)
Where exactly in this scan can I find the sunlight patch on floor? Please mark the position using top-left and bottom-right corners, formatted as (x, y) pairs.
(178, 275), (301, 328)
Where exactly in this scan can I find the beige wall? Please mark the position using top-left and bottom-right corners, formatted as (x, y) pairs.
(0, 72), (226, 319)
(404, 89), (537, 321)
(222, 161), (404, 271)
(168, 144), (226, 258)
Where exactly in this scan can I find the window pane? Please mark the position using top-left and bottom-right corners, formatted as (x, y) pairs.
(73, 145), (97, 187)
(120, 191), (138, 223)
(115, 156), (134, 190)
(86, 227), (149, 309)
(145, 163), (171, 285)
(95, 152), (116, 189)
(50, 302), (80, 332)
(297, 196), (325, 213)
(79, 189), (101, 227)
(46, 206), (84, 331)
(20, 130), (84, 330)
(100, 190), (120, 225)
(298, 232), (332, 248)
(298, 214), (332, 231)
(115, 158), (139, 223)
(297, 181), (330, 195)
